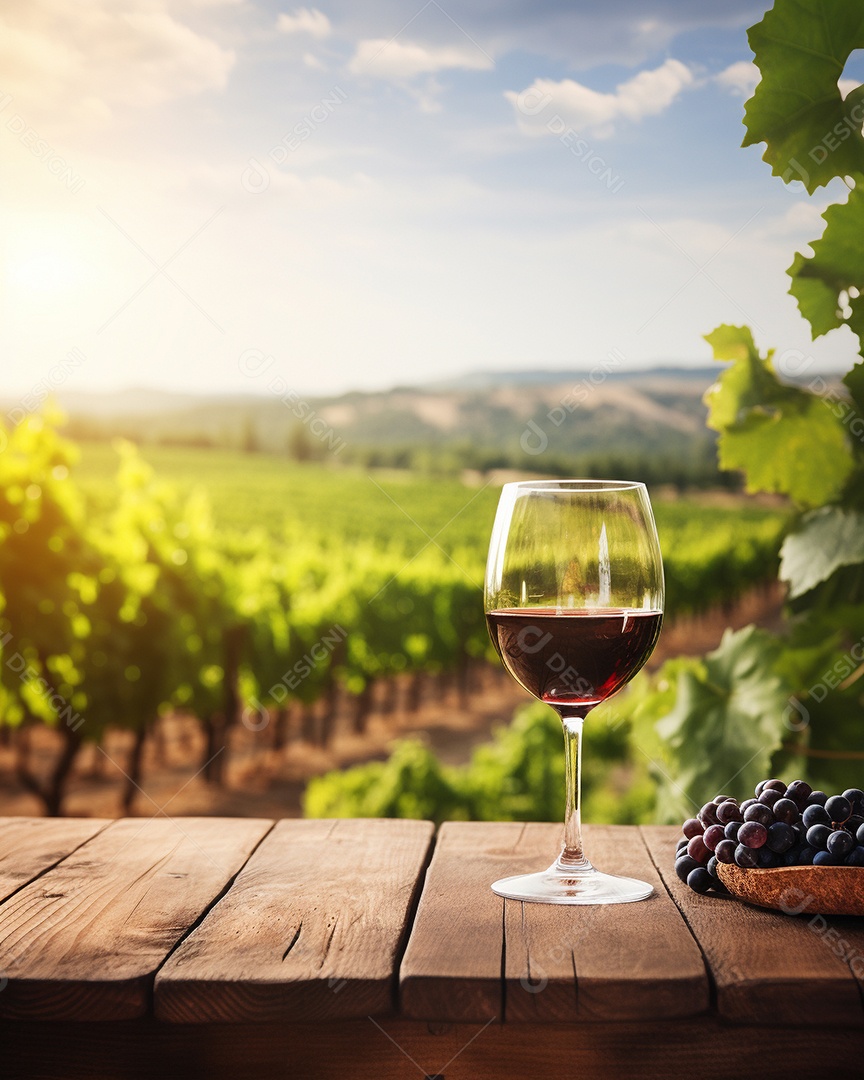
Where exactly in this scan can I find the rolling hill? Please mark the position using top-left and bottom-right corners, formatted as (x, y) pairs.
(23, 366), (719, 473)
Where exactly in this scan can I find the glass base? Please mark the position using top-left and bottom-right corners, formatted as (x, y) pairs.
(491, 860), (653, 905)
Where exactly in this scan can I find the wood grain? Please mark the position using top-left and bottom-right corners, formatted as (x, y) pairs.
(155, 818), (434, 1023)
(0, 816), (272, 1021)
(642, 824), (864, 1026)
(399, 820), (537, 1022)
(504, 824), (709, 1021)
(0, 817), (111, 904)
(400, 822), (707, 1023)
(3, 1018), (863, 1080)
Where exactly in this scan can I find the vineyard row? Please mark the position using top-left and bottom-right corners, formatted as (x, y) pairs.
(0, 415), (785, 814)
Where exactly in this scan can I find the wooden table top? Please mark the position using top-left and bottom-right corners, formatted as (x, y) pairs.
(2, 815), (864, 1031)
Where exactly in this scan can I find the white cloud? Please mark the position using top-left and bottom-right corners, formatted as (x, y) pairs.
(0, 0), (235, 128)
(507, 59), (693, 138)
(303, 52), (327, 70)
(839, 78), (860, 99)
(349, 38), (493, 80)
(276, 8), (331, 39)
(715, 60), (759, 98)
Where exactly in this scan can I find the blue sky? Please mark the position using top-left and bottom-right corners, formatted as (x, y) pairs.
(1, 0), (860, 398)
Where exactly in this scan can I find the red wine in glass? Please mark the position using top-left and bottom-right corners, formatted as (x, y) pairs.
(486, 608), (662, 708)
(484, 479), (664, 904)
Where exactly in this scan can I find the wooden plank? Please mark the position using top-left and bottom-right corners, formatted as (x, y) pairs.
(399, 820), (534, 1022)
(155, 818), (434, 1023)
(3, 1018), (864, 1080)
(400, 822), (707, 1024)
(0, 817), (272, 1021)
(0, 817), (111, 904)
(504, 824), (709, 1021)
(642, 824), (864, 1026)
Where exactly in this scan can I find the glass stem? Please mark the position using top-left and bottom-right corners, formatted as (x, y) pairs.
(556, 711), (592, 872)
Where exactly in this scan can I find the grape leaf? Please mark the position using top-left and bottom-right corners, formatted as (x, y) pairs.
(743, 0), (864, 193)
(655, 626), (790, 809)
(788, 186), (864, 343)
(720, 397), (853, 505)
(704, 323), (761, 364)
(780, 505), (864, 596)
(843, 357), (864, 413)
(841, 360), (864, 511)
(703, 324), (854, 505)
(703, 325), (778, 428)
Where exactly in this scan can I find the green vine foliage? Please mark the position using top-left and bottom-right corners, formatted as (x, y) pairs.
(789, 187), (864, 340)
(650, 0), (864, 818)
(743, 0), (864, 193)
(704, 324), (854, 506)
(304, 701), (651, 825)
(0, 413), (91, 730)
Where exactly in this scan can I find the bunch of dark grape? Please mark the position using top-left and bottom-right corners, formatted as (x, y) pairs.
(675, 779), (864, 895)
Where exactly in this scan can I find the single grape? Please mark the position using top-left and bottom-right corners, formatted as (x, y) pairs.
(713, 794), (734, 805)
(802, 804), (831, 829)
(743, 803), (773, 828)
(740, 798), (757, 812)
(706, 855), (720, 878)
(734, 844), (759, 868)
(827, 829), (854, 858)
(738, 821), (768, 849)
(763, 778), (787, 794)
(687, 835), (710, 864)
(675, 855), (701, 882)
(813, 850), (839, 866)
(714, 838), (737, 864)
(754, 780), (767, 797)
(716, 800), (743, 825)
(682, 817), (703, 839)
(757, 847), (778, 868)
(857, 822), (864, 845)
(825, 795), (852, 824)
(687, 867), (713, 894)
(703, 824), (726, 851)
(781, 845), (803, 866)
(797, 845), (815, 865)
(847, 814), (864, 834)
(806, 824), (832, 850)
(842, 788), (864, 814)
(766, 822), (796, 853)
(785, 779), (812, 805)
(724, 821), (743, 841)
(758, 788), (783, 808)
(698, 802), (719, 827)
(772, 798), (799, 825)
(806, 790), (828, 807)
(845, 846), (864, 867)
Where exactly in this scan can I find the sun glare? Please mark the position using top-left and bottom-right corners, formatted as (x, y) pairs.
(6, 250), (85, 293)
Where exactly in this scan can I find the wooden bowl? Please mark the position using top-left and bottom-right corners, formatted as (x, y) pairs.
(716, 863), (864, 916)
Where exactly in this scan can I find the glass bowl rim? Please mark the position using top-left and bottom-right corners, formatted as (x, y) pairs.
(499, 478), (648, 494)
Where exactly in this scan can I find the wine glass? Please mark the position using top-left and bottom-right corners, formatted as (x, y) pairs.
(484, 479), (664, 904)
